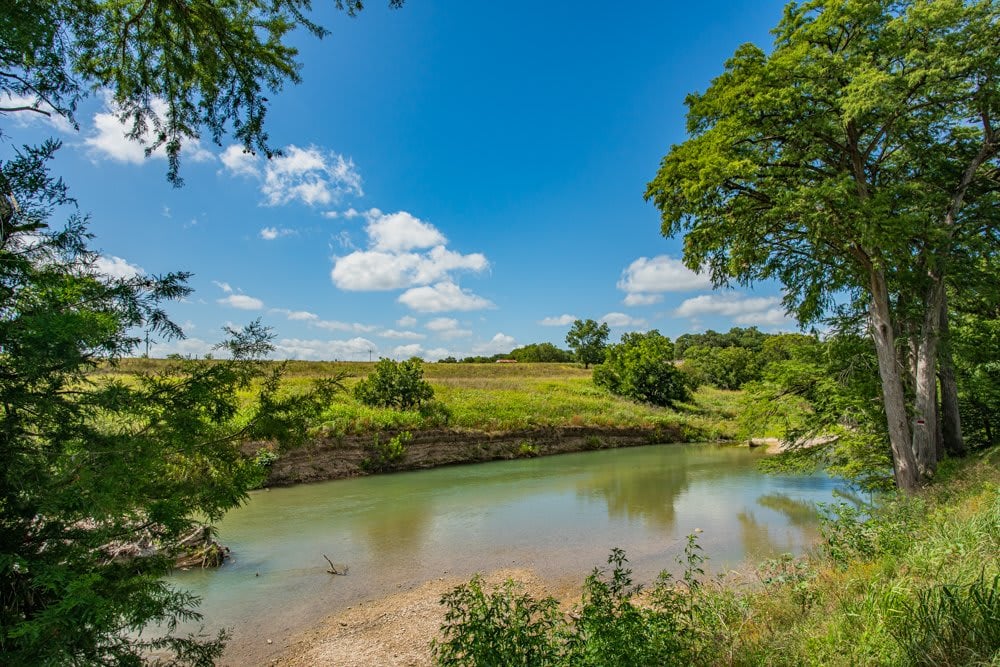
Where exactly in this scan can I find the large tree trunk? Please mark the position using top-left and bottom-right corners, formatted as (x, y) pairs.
(911, 280), (945, 479)
(869, 270), (920, 491)
(938, 295), (966, 456)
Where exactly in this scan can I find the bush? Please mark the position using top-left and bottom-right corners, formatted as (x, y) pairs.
(594, 331), (689, 407)
(354, 358), (434, 410)
(361, 431), (412, 473)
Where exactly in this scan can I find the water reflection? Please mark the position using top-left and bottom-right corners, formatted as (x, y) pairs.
(173, 444), (847, 660)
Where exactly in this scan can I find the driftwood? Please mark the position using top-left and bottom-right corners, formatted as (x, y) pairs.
(99, 523), (229, 569)
(323, 554), (348, 575)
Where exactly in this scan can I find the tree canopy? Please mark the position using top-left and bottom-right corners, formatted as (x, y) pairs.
(566, 319), (610, 369)
(1, 0), (401, 661)
(646, 0), (1000, 490)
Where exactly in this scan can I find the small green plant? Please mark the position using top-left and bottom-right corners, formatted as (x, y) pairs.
(361, 431), (412, 472)
(248, 447), (279, 489)
(433, 576), (563, 666)
(354, 358), (434, 410)
(517, 441), (539, 457)
(758, 552), (818, 612)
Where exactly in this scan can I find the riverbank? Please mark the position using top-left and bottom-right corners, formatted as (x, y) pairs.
(264, 451), (998, 667)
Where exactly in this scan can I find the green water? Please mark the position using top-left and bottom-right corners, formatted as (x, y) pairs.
(172, 443), (849, 658)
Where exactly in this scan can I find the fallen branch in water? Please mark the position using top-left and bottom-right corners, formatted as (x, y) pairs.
(323, 554), (348, 575)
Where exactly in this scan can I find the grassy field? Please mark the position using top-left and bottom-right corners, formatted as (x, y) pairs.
(97, 359), (741, 440)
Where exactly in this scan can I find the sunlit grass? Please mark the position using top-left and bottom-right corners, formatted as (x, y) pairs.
(98, 360), (740, 439)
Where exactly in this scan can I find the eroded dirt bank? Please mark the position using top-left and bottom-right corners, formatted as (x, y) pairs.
(262, 424), (687, 486)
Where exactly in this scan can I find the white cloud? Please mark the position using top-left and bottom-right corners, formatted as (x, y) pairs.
(261, 145), (362, 207)
(600, 312), (647, 328)
(675, 294), (782, 319)
(473, 333), (516, 355)
(274, 337), (376, 361)
(332, 246), (488, 291)
(259, 226), (296, 241)
(314, 320), (378, 333)
(538, 314), (577, 326)
(321, 211), (340, 219)
(425, 317), (459, 331)
(398, 281), (495, 313)
(270, 308), (319, 321)
(397, 316), (418, 327)
(366, 210), (446, 252)
(218, 294), (264, 310)
(623, 293), (663, 306)
(93, 255), (144, 279)
(330, 210), (489, 295)
(392, 343), (425, 359)
(220, 145), (261, 177)
(2, 93), (75, 133)
(212, 280), (234, 294)
(424, 347), (451, 361)
(85, 96), (214, 165)
(674, 293), (793, 329)
(617, 256), (711, 305)
(380, 329), (426, 340)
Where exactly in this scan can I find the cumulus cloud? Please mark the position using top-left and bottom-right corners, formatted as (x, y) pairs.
(2, 93), (75, 133)
(380, 329), (426, 340)
(314, 320), (378, 333)
(93, 255), (144, 279)
(274, 337), (376, 361)
(473, 333), (516, 355)
(538, 314), (577, 326)
(366, 210), (446, 251)
(330, 210), (490, 302)
(675, 294), (792, 327)
(219, 145), (260, 177)
(617, 255), (711, 305)
(392, 343), (425, 359)
(218, 294), (264, 310)
(219, 143), (363, 208)
(600, 312), (647, 328)
(397, 316), (418, 327)
(261, 145), (362, 207)
(85, 96), (214, 165)
(425, 317), (459, 331)
(398, 281), (495, 313)
(259, 226), (296, 241)
(213, 281), (233, 294)
(270, 308), (319, 321)
(424, 347), (451, 361)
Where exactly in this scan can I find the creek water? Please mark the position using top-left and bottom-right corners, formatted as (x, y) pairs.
(171, 443), (850, 658)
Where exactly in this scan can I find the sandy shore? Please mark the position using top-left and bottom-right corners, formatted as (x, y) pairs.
(268, 568), (580, 667)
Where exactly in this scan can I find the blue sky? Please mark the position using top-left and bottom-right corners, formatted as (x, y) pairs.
(6, 0), (797, 361)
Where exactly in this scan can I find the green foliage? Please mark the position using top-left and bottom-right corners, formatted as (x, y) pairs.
(361, 431), (412, 472)
(509, 342), (573, 363)
(354, 358), (434, 410)
(0, 152), (339, 663)
(892, 572), (1000, 667)
(433, 576), (563, 667)
(0, 0), (403, 184)
(565, 319), (609, 369)
(594, 330), (689, 407)
(683, 344), (760, 390)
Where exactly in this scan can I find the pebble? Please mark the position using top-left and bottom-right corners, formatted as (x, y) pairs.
(267, 639), (273, 645)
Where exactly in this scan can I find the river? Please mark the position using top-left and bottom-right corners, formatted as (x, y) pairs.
(171, 443), (850, 659)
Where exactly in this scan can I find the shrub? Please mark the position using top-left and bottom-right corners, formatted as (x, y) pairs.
(433, 576), (563, 666)
(354, 358), (434, 410)
(361, 431), (412, 473)
(594, 330), (690, 407)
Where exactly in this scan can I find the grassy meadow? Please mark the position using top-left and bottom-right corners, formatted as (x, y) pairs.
(97, 359), (740, 441)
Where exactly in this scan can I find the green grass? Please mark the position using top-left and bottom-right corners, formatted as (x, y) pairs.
(97, 360), (741, 440)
